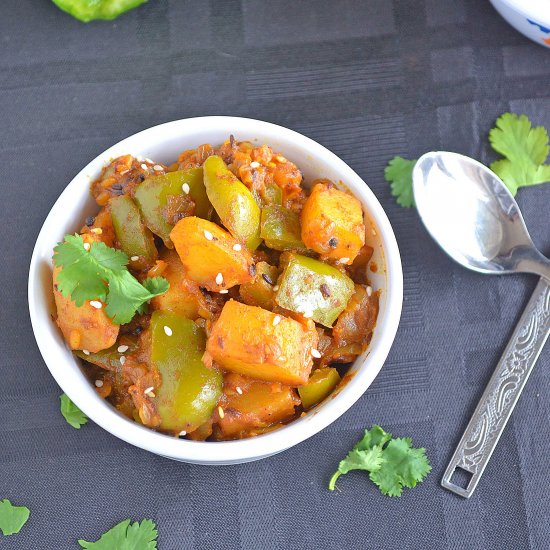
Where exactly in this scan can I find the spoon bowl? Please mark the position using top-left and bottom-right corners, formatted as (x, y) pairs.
(413, 151), (550, 280)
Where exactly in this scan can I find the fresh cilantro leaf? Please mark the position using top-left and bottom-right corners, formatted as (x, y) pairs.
(104, 271), (167, 324)
(328, 425), (392, 490)
(369, 438), (432, 497)
(489, 159), (521, 196)
(354, 424), (392, 451)
(60, 393), (88, 429)
(0, 499), (30, 536)
(340, 448), (384, 474)
(384, 156), (417, 208)
(53, 235), (116, 306)
(53, 234), (169, 324)
(136, 302), (149, 315)
(52, 0), (148, 23)
(490, 159), (550, 196)
(489, 113), (550, 195)
(78, 519), (158, 549)
(489, 112), (549, 165)
(329, 425), (431, 497)
(328, 447), (383, 491)
(133, 278), (170, 317)
(142, 277), (170, 296)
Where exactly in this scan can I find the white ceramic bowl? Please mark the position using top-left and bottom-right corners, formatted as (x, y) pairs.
(28, 117), (403, 465)
(490, 0), (550, 48)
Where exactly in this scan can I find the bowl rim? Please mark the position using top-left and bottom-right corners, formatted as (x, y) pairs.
(28, 116), (403, 464)
(491, 0), (550, 23)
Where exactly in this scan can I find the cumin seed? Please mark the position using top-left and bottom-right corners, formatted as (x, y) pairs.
(320, 283), (331, 298)
(262, 273), (274, 285)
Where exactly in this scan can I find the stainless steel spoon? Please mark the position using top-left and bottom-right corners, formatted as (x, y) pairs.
(412, 151), (550, 498)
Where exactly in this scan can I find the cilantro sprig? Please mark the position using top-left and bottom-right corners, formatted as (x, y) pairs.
(53, 234), (169, 324)
(60, 393), (88, 429)
(78, 518), (158, 549)
(384, 112), (550, 207)
(329, 425), (431, 497)
(489, 113), (550, 195)
(384, 156), (417, 208)
(0, 499), (30, 537)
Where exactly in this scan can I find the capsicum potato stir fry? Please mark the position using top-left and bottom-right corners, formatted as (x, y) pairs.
(52, 137), (379, 441)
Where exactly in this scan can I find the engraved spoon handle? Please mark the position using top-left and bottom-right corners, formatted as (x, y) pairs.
(441, 278), (550, 498)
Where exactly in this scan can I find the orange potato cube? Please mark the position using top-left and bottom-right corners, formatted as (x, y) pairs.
(150, 249), (205, 319)
(170, 216), (254, 291)
(53, 267), (119, 353)
(214, 373), (300, 440)
(204, 300), (318, 385)
(301, 181), (365, 264)
(81, 207), (116, 248)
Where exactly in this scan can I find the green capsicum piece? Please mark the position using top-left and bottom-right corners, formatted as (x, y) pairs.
(253, 182), (282, 207)
(298, 367), (341, 409)
(275, 253), (354, 327)
(203, 155), (262, 250)
(262, 183), (283, 206)
(75, 336), (138, 372)
(134, 168), (211, 246)
(150, 311), (222, 433)
(110, 194), (157, 260)
(239, 261), (278, 310)
(260, 205), (307, 252)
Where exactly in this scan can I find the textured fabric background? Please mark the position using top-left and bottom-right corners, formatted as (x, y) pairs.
(1, 1), (550, 549)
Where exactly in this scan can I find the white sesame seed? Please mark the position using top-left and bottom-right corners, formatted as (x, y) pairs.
(276, 155), (287, 163)
(218, 406), (225, 419)
(120, 356), (126, 365)
(179, 430), (187, 436)
(82, 349), (90, 355)
(153, 164), (163, 171)
(279, 356), (287, 362)
(130, 255), (139, 261)
(303, 310), (313, 318)
(141, 163), (148, 170)
(371, 228), (377, 236)
(120, 169), (129, 175)
(311, 348), (322, 359)
(366, 286), (373, 297)
(250, 161), (260, 168)
(272, 315), (281, 326)
(83, 242), (91, 251)
(144, 386), (154, 395)
(117, 345), (129, 353)
(182, 183), (190, 194)
(219, 289), (229, 294)
(232, 243), (242, 251)
(236, 386), (243, 395)
(215, 272), (223, 285)
(89, 300), (103, 309)
(273, 285), (279, 291)
(204, 230), (213, 241)
(339, 257), (350, 264)
(95, 379), (104, 388)
(91, 227), (102, 234)
(145, 158), (154, 164)
(164, 325), (173, 336)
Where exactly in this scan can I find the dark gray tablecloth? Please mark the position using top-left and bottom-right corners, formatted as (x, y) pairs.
(2, 1), (550, 548)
